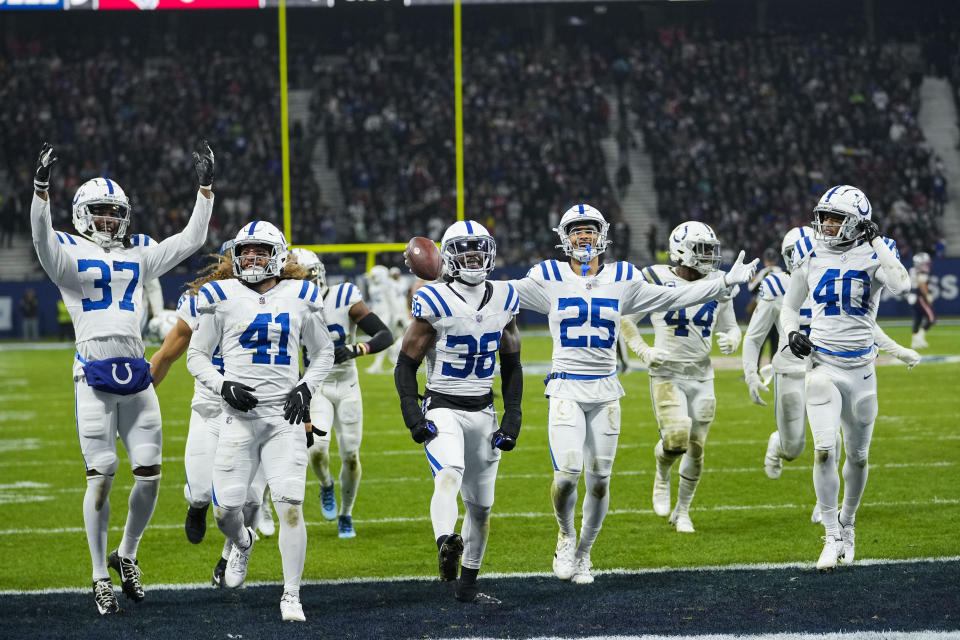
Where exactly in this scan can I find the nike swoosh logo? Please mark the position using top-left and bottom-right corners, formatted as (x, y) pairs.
(863, 373), (873, 380)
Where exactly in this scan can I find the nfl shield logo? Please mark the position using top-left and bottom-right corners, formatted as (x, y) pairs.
(225, 417), (233, 424)
(259, 296), (266, 305)
(476, 314), (483, 323)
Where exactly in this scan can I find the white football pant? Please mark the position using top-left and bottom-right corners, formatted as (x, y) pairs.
(424, 406), (501, 570)
(308, 376), (364, 515)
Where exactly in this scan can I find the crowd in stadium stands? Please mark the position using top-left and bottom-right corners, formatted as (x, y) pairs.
(308, 36), (621, 265)
(0, 15), (951, 273)
(0, 28), (318, 270)
(629, 29), (947, 262)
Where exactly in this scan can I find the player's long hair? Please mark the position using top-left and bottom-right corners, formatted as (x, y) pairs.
(186, 251), (310, 295)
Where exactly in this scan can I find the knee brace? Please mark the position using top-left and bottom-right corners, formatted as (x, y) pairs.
(587, 455), (615, 478)
(652, 380), (692, 454)
(806, 371), (839, 450)
(87, 451), (120, 477)
(805, 371), (834, 406)
(853, 393), (878, 429)
(553, 447), (584, 474)
(338, 396), (363, 426)
(131, 442), (162, 469)
(434, 467), (462, 497)
(584, 472), (610, 500)
(692, 396), (716, 425)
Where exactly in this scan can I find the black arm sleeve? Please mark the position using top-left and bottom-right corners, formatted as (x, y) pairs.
(357, 312), (394, 354)
(498, 351), (523, 438)
(394, 351), (425, 430)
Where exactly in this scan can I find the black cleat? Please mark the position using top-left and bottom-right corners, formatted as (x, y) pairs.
(93, 578), (121, 615)
(455, 581), (501, 605)
(108, 550), (145, 603)
(185, 504), (209, 544)
(438, 534), (463, 582)
(212, 557), (228, 588)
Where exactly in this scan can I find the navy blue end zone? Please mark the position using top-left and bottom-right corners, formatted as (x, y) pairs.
(4, 560), (958, 639)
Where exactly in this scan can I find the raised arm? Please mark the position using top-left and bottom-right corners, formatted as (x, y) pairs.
(141, 141), (215, 278)
(30, 144), (72, 285)
(856, 220), (909, 296)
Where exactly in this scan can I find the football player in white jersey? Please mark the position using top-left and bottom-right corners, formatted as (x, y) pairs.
(30, 142), (214, 615)
(187, 221), (334, 621)
(510, 204), (758, 583)
(620, 221), (741, 534)
(394, 220), (522, 604)
(743, 227), (919, 524)
(288, 248), (394, 539)
(364, 264), (397, 373)
(779, 185), (911, 571)
(908, 252), (935, 349)
(148, 243), (271, 586)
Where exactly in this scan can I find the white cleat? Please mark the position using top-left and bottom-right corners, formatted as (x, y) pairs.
(258, 505), (275, 538)
(571, 556), (594, 585)
(552, 532), (576, 580)
(764, 432), (783, 479)
(652, 477), (671, 517)
(225, 527), (255, 588)
(817, 535), (844, 571)
(839, 523), (856, 565)
(280, 591), (306, 622)
(811, 503), (822, 524)
(668, 508), (695, 533)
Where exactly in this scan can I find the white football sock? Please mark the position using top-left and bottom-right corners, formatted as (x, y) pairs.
(461, 500), (491, 570)
(118, 474), (159, 559)
(839, 458), (868, 527)
(275, 500), (306, 594)
(221, 536), (232, 560)
(551, 470), (579, 538)
(577, 472), (609, 558)
(675, 474), (699, 513)
(813, 447), (841, 537)
(655, 440), (679, 481)
(308, 441), (334, 487)
(430, 468), (462, 539)
(339, 450), (361, 516)
(83, 474), (114, 581)
(242, 501), (261, 532)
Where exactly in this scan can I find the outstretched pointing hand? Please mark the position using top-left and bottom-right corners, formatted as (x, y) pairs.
(723, 250), (759, 287)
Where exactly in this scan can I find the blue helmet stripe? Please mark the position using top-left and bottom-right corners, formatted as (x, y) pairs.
(823, 185), (842, 202)
(248, 221), (258, 235)
(578, 204), (585, 215)
(465, 221), (473, 234)
(104, 179), (114, 195)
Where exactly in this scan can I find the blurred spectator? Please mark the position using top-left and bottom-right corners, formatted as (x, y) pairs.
(19, 289), (39, 341)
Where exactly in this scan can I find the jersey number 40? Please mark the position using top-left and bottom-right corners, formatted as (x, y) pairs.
(813, 269), (871, 317)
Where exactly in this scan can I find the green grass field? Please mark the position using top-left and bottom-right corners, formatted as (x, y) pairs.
(1, 323), (957, 591)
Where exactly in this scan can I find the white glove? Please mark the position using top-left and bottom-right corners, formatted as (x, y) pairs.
(745, 373), (768, 406)
(722, 250), (760, 287)
(895, 347), (921, 370)
(716, 331), (739, 355)
(628, 339), (668, 367)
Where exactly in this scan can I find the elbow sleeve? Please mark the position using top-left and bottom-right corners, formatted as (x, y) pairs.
(499, 351), (523, 438)
(394, 352), (424, 429)
(357, 312), (394, 354)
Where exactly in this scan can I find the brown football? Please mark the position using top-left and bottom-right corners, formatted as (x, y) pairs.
(405, 236), (443, 281)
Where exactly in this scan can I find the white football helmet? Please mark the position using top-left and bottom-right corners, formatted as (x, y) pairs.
(554, 204), (610, 263)
(669, 221), (721, 274)
(72, 177), (131, 248)
(368, 264), (390, 287)
(232, 221), (288, 283)
(289, 248), (325, 287)
(813, 185), (872, 247)
(441, 220), (496, 285)
(781, 226), (815, 273)
(146, 310), (179, 343)
(913, 252), (931, 273)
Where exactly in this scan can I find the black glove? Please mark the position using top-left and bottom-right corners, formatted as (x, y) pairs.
(787, 331), (813, 358)
(856, 218), (880, 244)
(192, 139), (215, 189)
(305, 425), (326, 448)
(35, 143), (58, 193)
(221, 380), (258, 412)
(490, 429), (516, 452)
(334, 343), (367, 365)
(409, 419), (438, 444)
(283, 382), (312, 425)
